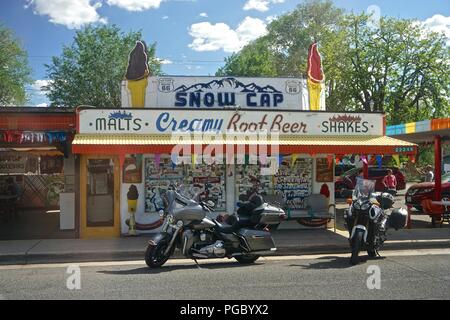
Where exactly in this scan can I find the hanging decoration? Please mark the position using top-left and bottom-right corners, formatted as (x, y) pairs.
(408, 155), (416, 163)
(392, 154), (400, 167)
(0, 130), (68, 145)
(278, 154), (284, 166)
(171, 154), (177, 169)
(154, 154), (161, 168)
(291, 154), (298, 167)
(376, 155), (383, 168)
(326, 154), (334, 168)
(259, 152), (267, 165)
(191, 153), (197, 169)
(361, 155), (368, 165)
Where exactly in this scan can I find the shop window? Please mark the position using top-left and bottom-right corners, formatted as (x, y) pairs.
(144, 156), (226, 213)
(235, 156), (312, 211)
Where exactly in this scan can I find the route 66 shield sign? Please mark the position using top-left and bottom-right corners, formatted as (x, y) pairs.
(158, 78), (174, 93)
(285, 80), (300, 95)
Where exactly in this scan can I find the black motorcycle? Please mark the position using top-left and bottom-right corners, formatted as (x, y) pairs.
(145, 186), (286, 268)
(344, 179), (407, 265)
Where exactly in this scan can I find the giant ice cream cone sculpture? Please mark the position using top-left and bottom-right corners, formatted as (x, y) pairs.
(125, 41), (150, 108)
(307, 42), (324, 111)
(127, 185), (139, 235)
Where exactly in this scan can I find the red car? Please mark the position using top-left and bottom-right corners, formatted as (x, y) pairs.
(405, 173), (450, 211)
(335, 166), (406, 198)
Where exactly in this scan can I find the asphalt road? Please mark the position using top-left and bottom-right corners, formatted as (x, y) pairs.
(1, 249), (450, 300)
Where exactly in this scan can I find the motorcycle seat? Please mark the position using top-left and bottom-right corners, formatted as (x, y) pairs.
(213, 220), (236, 233)
(214, 216), (253, 233)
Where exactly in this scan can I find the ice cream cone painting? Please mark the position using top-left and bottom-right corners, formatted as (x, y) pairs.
(125, 41), (150, 108)
(307, 42), (325, 111)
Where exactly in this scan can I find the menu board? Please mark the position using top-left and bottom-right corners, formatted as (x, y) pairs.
(144, 157), (226, 213)
(274, 157), (312, 210)
(316, 158), (334, 182)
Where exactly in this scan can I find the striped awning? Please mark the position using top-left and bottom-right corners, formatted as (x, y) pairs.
(72, 133), (417, 155)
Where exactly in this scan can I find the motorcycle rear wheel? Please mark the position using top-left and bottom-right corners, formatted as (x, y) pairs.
(145, 241), (171, 268)
(350, 229), (364, 265)
(235, 254), (260, 264)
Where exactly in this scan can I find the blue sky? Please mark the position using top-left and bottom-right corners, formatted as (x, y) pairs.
(0, 0), (449, 106)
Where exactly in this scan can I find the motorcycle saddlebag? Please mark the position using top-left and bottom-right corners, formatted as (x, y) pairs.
(238, 228), (275, 252)
(387, 208), (408, 230)
(251, 204), (284, 225)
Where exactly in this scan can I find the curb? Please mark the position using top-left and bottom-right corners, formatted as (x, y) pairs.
(1, 240), (449, 265)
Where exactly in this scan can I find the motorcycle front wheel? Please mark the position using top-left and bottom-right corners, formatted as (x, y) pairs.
(235, 254), (260, 264)
(350, 229), (364, 265)
(145, 241), (171, 268)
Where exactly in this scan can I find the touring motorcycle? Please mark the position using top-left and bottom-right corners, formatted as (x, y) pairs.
(344, 178), (407, 265)
(144, 186), (286, 268)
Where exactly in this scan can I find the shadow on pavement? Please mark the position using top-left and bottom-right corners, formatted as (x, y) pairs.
(288, 255), (386, 269)
(98, 261), (259, 275)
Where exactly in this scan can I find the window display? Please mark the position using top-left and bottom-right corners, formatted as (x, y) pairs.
(144, 156), (226, 213)
(274, 157), (312, 210)
(235, 156), (312, 211)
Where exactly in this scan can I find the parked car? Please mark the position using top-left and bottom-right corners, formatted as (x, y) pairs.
(405, 173), (450, 211)
(335, 166), (406, 198)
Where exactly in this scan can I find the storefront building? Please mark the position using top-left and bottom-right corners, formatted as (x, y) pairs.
(71, 74), (417, 238)
(0, 107), (76, 239)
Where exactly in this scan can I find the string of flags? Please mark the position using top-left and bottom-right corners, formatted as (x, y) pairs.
(0, 131), (67, 144)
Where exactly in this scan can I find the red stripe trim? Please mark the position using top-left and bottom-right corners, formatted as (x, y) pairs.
(72, 144), (417, 156)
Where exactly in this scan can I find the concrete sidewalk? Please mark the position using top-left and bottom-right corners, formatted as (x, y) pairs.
(0, 228), (449, 265)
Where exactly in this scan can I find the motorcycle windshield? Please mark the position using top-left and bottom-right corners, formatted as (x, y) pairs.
(353, 178), (376, 199)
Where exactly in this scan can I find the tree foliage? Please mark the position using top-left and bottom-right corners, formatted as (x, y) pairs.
(0, 23), (32, 105)
(45, 25), (161, 108)
(216, 0), (450, 124)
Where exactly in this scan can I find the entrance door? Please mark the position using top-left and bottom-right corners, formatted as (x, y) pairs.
(80, 155), (120, 238)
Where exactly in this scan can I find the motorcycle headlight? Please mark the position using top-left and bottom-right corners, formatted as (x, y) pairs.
(361, 202), (371, 210)
(176, 220), (184, 228)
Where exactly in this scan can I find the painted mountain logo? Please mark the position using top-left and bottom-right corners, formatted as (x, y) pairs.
(173, 77), (284, 108)
(174, 77), (282, 93)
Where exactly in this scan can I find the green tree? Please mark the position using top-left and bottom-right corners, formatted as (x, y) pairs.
(338, 14), (450, 123)
(45, 25), (161, 108)
(217, 0), (345, 78)
(0, 23), (32, 105)
(216, 36), (278, 77)
(216, 1), (450, 121)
